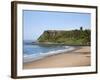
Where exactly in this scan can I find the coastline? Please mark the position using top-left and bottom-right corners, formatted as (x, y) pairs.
(23, 46), (90, 69)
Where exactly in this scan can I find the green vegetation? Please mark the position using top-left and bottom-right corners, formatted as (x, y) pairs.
(38, 27), (91, 45)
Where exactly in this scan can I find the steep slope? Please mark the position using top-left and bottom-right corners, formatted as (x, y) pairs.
(38, 29), (90, 45)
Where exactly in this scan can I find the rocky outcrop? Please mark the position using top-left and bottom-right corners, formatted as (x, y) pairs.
(38, 29), (90, 45)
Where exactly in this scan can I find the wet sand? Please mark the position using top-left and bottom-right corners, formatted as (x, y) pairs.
(23, 46), (90, 69)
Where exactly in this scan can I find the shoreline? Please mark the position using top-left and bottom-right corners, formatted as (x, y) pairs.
(24, 46), (76, 63)
(32, 42), (90, 46)
(23, 46), (91, 69)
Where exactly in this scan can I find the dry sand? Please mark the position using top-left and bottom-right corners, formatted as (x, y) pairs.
(23, 46), (91, 69)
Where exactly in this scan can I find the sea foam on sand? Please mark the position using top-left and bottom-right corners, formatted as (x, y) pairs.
(24, 46), (75, 63)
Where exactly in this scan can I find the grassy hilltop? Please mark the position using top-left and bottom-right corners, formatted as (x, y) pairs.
(38, 27), (90, 45)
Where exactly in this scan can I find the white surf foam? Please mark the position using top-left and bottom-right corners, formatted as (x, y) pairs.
(24, 46), (75, 63)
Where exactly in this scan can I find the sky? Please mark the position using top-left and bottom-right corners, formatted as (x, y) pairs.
(23, 10), (91, 40)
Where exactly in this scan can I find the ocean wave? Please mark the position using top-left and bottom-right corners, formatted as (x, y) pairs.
(23, 46), (75, 63)
(24, 54), (45, 63)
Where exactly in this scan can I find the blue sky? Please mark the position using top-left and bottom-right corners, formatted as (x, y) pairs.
(23, 10), (91, 40)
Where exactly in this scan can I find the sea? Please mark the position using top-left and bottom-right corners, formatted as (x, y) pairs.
(23, 40), (75, 63)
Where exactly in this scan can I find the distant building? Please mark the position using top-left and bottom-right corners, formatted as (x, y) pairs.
(80, 27), (83, 31)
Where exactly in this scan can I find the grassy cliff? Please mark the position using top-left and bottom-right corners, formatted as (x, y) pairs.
(38, 29), (90, 45)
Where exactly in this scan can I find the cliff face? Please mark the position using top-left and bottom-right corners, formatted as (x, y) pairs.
(38, 30), (90, 45)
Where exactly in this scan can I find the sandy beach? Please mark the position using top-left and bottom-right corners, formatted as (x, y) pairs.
(23, 46), (91, 69)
